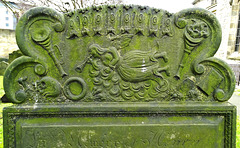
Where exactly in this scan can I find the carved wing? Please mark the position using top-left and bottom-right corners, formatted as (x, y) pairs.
(3, 6), (235, 104)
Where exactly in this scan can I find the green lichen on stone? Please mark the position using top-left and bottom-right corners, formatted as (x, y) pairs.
(2, 5), (237, 148)
(0, 59), (8, 76)
(2, 6), (235, 104)
(3, 102), (237, 147)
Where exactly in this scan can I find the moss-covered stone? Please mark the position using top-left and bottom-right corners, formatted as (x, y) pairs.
(2, 5), (237, 148)
(2, 6), (236, 104)
(3, 102), (236, 148)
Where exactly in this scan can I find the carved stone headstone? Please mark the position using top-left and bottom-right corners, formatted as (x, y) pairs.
(0, 59), (8, 76)
(2, 6), (236, 147)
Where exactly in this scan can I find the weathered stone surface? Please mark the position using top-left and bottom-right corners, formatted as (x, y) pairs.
(0, 50), (23, 76)
(0, 58), (8, 76)
(2, 5), (237, 148)
(3, 103), (236, 148)
(3, 6), (236, 104)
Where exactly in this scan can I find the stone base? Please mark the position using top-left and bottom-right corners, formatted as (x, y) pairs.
(3, 102), (236, 148)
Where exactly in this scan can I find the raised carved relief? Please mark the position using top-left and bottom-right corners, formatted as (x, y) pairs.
(175, 19), (210, 79)
(76, 44), (170, 101)
(30, 20), (67, 78)
(63, 77), (87, 101)
(66, 13), (81, 39)
(93, 6), (105, 36)
(81, 14), (91, 36)
(3, 6), (235, 103)
(16, 76), (62, 103)
(108, 34), (133, 49)
(162, 18), (174, 37)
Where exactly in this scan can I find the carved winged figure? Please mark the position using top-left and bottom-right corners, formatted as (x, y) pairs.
(117, 50), (169, 81)
(76, 44), (119, 72)
(77, 44), (170, 90)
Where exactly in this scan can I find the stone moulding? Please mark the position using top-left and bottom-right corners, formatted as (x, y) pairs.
(3, 103), (236, 147)
(3, 5), (236, 104)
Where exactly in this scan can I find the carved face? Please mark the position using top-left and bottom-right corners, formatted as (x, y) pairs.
(186, 19), (209, 39)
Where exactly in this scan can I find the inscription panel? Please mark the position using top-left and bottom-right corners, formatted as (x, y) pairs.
(16, 116), (224, 148)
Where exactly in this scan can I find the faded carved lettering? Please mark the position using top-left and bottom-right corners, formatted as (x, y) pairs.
(21, 127), (214, 148)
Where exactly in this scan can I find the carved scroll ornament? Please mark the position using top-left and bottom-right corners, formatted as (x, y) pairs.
(3, 6), (235, 104)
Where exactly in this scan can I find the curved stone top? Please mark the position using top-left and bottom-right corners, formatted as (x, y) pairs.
(3, 5), (235, 104)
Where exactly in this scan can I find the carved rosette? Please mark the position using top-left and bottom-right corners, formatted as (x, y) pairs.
(3, 6), (235, 104)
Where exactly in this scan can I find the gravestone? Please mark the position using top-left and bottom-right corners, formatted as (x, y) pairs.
(0, 50), (23, 76)
(2, 5), (237, 148)
(0, 58), (8, 76)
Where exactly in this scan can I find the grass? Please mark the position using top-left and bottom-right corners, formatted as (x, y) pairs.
(0, 76), (3, 99)
(0, 76), (239, 147)
(237, 116), (240, 147)
(0, 103), (12, 148)
(0, 76), (12, 147)
(235, 88), (240, 96)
